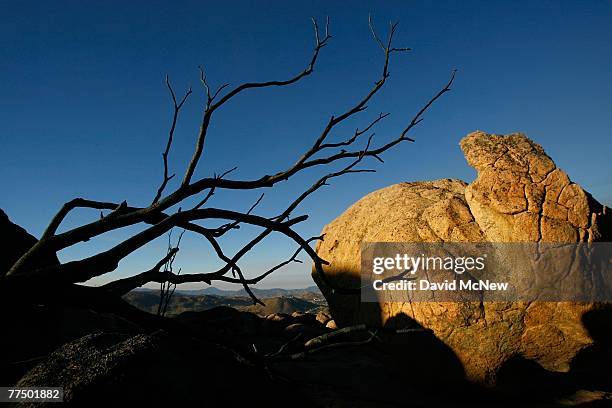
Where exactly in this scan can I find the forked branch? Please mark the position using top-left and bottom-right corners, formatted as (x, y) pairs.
(152, 76), (193, 204)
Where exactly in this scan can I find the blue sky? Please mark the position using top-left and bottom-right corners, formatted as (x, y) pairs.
(2, 0), (611, 289)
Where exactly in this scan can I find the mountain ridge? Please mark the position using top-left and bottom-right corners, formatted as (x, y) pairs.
(133, 285), (321, 298)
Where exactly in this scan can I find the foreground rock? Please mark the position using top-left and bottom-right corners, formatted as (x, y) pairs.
(0, 209), (142, 385)
(313, 131), (612, 384)
(17, 307), (611, 407)
(2, 305), (142, 386)
(17, 331), (309, 407)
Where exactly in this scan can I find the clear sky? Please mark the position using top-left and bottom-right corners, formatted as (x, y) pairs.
(2, 0), (611, 289)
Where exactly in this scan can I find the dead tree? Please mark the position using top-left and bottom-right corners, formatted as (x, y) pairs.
(2, 17), (455, 321)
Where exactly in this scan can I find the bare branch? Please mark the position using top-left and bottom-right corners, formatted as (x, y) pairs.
(152, 76), (193, 204)
(41, 198), (125, 240)
(218, 236), (320, 286)
(319, 112), (390, 149)
(368, 14), (386, 51)
(102, 247), (179, 296)
(26, 208), (323, 284)
(192, 167), (237, 210)
(273, 328), (380, 361)
(198, 66), (229, 109)
(181, 18), (332, 187)
(213, 192), (264, 237)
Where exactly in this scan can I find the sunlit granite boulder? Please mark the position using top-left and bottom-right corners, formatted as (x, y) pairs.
(313, 131), (611, 384)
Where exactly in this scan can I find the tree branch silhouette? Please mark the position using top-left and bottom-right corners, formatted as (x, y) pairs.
(3, 16), (455, 310)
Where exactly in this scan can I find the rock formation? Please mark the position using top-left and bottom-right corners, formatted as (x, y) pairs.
(461, 132), (609, 243)
(313, 131), (611, 384)
(16, 331), (309, 407)
(0, 209), (59, 276)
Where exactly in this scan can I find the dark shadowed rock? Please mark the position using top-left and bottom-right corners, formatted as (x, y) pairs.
(291, 311), (318, 325)
(17, 331), (310, 407)
(0, 209), (59, 276)
(266, 312), (292, 322)
(284, 322), (326, 341)
(1, 305), (143, 386)
(175, 306), (260, 337)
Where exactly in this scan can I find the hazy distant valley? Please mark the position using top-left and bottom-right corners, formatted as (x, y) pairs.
(124, 286), (327, 316)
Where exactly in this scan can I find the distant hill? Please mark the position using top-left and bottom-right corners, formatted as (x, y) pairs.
(123, 291), (253, 315)
(175, 285), (322, 298)
(239, 296), (319, 316)
(124, 287), (326, 316)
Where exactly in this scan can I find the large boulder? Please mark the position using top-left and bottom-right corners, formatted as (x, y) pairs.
(313, 131), (611, 384)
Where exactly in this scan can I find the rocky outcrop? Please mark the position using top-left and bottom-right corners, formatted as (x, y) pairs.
(2, 305), (143, 386)
(313, 131), (611, 384)
(461, 132), (609, 243)
(0, 209), (59, 276)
